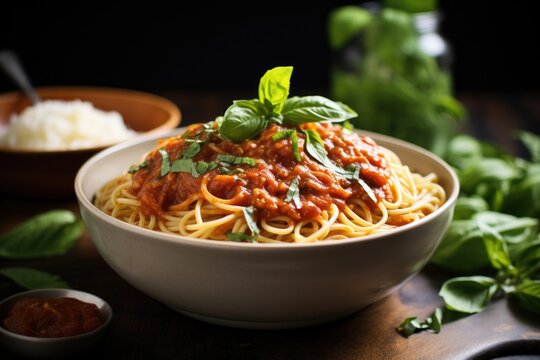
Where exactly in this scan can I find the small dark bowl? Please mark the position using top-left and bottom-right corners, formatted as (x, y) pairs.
(0, 288), (113, 359)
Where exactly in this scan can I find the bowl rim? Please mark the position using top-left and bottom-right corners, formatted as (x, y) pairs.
(75, 128), (460, 250)
(0, 86), (181, 154)
(0, 288), (113, 343)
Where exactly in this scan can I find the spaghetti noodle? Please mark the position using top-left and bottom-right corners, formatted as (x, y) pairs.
(95, 121), (445, 243)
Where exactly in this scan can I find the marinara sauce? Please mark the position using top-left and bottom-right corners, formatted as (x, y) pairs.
(130, 122), (392, 221)
(2, 297), (104, 337)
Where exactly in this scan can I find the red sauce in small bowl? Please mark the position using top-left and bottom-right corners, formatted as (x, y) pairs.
(2, 297), (104, 337)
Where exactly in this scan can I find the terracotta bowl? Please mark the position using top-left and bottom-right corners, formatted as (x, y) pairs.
(0, 87), (180, 198)
(75, 129), (459, 329)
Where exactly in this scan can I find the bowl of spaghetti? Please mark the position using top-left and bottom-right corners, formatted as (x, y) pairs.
(75, 67), (459, 329)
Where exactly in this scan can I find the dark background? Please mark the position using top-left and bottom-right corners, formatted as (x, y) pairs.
(0, 1), (539, 95)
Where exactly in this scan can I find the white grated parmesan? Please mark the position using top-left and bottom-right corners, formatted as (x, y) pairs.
(0, 100), (136, 150)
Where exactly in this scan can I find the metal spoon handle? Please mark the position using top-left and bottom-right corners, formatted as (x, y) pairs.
(0, 50), (41, 104)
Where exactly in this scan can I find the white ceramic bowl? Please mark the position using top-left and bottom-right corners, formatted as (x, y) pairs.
(75, 129), (459, 329)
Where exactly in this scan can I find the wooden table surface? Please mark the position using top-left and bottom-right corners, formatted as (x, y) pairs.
(0, 92), (539, 359)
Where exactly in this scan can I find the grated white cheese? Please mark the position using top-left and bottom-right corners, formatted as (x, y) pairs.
(0, 100), (136, 150)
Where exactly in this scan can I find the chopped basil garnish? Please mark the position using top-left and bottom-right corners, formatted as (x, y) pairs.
(128, 161), (148, 174)
(159, 148), (170, 177)
(285, 177), (302, 208)
(290, 130), (301, 162)
(226, 232), (257, 242)
(272, 129), (301, 162)
(304, 130), (377, 202)
(272, 129), (295, 141)
(171, 158), (194, 173)
(217, 154), (257, 167)
(182, 141), (201, 159)
(242, 206), (260, 240)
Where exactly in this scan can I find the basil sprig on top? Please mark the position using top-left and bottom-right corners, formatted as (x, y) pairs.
(218, 66), (357, 142)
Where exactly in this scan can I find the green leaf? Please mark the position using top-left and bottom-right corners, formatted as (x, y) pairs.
(285, 177), (302, 208)
(272, 129), (295, 142)
(0, 267), (69, 289)
(182, 141), (201, 159)
(216, 154), (257, 167)
(477, 220), (514, 271)
(431, 211), (537, 272)
(459, 158), (519, 194)
(396, 316), (423, 337)
(258, 66), (293, 114)
(0, 210), (83, 259)
(445, 135), (483, 169)
(195, 161), (218, 175)
(502, 163), (540, 218)
(242, 206), (259, 240)
(290, 130), (301, 162)
(513, 239), (540, 277)
(439, 276), (498, 314)
(128, 161), (148, 174)
(159, 148), (170, 177)
(272, 130), (301, 162)
(171, 158), (195, 173)
(226, 232), (256, 242)
(515, 280), (540, 315)
(282, 96), (358, 125)
(328, 6), (372, 50)
(453, 196), (489, 220)
(303, 129), (333, 168)
(396, 307), (443, 337)
(219, 100), (269, 142)
(520, 131), (540, 163)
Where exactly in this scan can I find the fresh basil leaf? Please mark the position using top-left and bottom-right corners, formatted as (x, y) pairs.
(128, 161), (148, 174)
(0, 210), (83, 259)
(396, 307), (443, 338)
(285, 177), (302, 208)
(453, 196), (489, 220)
(515, 280), (540, 315)
(282, 96), (358, 125)
(439, 276), (498, 314)
(502, 163), (540, 218)
(513, 239), (540, 277)
(477, 220), (514, 271)
(217, 154), (257, 167)
(0, 267), (69, 289)
(258, 66), (293, 114)
(520, 131), (540, 164)
(396, 316), (423, 337)
(182, 141), (201, 159)
(328, 6), (372, 50)
(457, 158), (521, 210)
(445, 134), (483, 170)
(431, 211), (537, 272)
(159, 148), (170, 177)
(219, 100), (269, 142)
(242, 206), (260, 240)
(226, 232), (256, 242)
